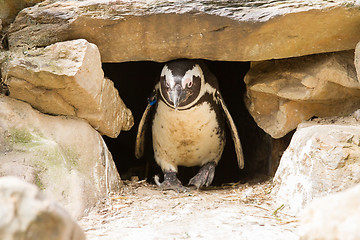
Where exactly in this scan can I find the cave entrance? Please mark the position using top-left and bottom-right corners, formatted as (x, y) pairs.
(102, 60), (290, 186)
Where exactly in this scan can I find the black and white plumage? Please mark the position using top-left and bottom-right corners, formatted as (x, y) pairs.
(135, 59), (244, 191)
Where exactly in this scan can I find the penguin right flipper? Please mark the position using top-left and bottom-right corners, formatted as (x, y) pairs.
(135, 90), (157, 159)
(215, 91), (244, 169)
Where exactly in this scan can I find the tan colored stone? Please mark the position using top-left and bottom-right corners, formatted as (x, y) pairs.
(0, 95), (121, 219)
(273, 116), (360, 215)
(354, 41), (360, 81)
(6, 76), (76, 115)
(245, 51), (360, 138)
(300, 183), (360, 240)
(7, 0), (360, 62)
(0, 0), (44, 27)
(0, 176), (85, 240)
(2, 39), (133, 137)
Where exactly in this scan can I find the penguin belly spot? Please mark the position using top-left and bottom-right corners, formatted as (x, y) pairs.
(152, 101), (225, 171)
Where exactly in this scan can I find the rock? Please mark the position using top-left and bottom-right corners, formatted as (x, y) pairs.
(0, 176), (85, 240)
(7, 0), (360, 62)
(272, 116), (360, 214)
(0, 0), (44, 28)
(2, 39), (134, 138)
(354, 109), (360, 121)
(300, 183), (360, 240)
(0, 95), (121, 219)
(268, 132), (294, 177)
(245, 51), (360, 138)
(354, 41), (360, 81)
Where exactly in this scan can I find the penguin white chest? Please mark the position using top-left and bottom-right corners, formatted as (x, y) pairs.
(152, 100), (225, 171)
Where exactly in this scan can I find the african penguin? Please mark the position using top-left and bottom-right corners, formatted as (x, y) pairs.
(135, 59), (244, 192)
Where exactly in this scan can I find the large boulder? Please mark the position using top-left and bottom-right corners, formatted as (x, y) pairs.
(0, 95), (121, 219)
(245, 51), (360, 138)
(6, 0), (360, 62)
(272, 114), (360, 214)
(300, 183), (360, 240)
(1, 39), (133, 138)
(0, 0), (44, 28)
(0, 176), (85, 240)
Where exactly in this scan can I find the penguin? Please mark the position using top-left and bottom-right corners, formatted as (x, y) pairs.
(135, 59), (244, 192)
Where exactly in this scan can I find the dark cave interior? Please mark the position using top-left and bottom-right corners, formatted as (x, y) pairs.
(102, 60), (291, 186)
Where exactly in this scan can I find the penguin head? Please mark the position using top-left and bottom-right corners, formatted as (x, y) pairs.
(159, 60), (205, 110)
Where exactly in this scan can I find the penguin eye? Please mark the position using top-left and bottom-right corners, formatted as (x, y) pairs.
(165, 81), (170, 88)
(161, 76), (169, 87)
(187, 81), (193, 88)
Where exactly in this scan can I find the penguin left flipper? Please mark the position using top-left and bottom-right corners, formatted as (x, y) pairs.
(135, 91), (157, 159)
(215, 91), (244, 169)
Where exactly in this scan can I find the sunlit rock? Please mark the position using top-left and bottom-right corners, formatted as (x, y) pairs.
(272, 115), (360, 214)
(0, 176), (85, 240)
(245, 51), (360, 138)
(0, 95), (121, 219)
(7, 0), (360, 62)
(2, 39), (133, 137)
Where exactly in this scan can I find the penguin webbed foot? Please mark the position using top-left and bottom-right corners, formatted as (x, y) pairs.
(154, 171), (189, 193)
(189, 162), (216, 189)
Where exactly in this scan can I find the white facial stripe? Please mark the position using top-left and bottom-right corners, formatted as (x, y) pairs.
(175, 65), (214, 110)
(161, 65), (175, 88)
(181, 64), (203, 89)
(158, 63), (214, 110)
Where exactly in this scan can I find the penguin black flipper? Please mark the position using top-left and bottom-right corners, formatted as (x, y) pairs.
(135, 103), (151, 159)
(135, 90), (157, 159)
(215, 91), (244, 169)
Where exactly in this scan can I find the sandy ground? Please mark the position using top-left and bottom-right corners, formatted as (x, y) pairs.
(79, 179), (299, 240)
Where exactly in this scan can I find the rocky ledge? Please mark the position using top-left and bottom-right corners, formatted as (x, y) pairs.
(6, 0), (360, 62)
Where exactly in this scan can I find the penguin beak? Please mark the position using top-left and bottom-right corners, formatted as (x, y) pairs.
(170, 84), (182, 110)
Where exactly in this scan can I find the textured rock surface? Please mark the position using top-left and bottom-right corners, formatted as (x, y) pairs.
(300, 183), (360, 240)
(0, 0), (44, 27)
(0, 95), (121, 219)
(2, 39), (133, 138)
(354, 41), (360, 81)
(245, 51), (360, 138)
(272, 115), (360, 214)
(7, 0), (360, 62)
(0, 176), (85, 240)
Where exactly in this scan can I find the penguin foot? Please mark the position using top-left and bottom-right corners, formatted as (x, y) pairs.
(155, 171), (188, 193)
(189, 162), (216, 189)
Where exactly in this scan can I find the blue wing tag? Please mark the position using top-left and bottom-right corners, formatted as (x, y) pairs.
(149, 98), (157, 106)
(147, 90), (157, 106)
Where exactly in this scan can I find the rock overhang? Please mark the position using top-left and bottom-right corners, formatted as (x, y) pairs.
(6, 0), (360, 62)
